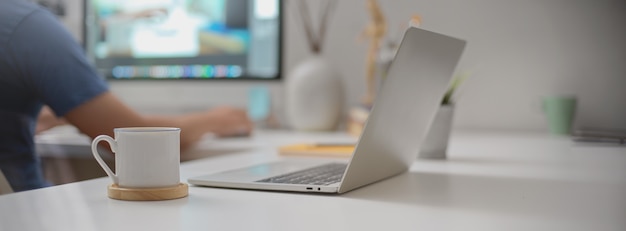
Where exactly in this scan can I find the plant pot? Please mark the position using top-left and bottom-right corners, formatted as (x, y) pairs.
(285, 56), (343, 131)
(419, 105), (454, 159)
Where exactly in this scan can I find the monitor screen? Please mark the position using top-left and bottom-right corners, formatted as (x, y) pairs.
(84, 0), (281, 80)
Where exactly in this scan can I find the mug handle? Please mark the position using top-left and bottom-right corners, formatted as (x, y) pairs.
(91, 135), (118, 185)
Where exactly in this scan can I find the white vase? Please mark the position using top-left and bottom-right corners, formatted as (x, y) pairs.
(285, 56), (343, 131)
(419, 105), (454, 159)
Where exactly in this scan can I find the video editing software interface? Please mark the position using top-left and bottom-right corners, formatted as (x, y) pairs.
(85, 0), (280, 79)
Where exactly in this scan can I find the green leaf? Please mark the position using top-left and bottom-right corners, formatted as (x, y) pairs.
(442, 71), (469, 105)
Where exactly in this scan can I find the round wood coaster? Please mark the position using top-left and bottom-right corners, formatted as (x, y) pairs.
(107, 183), (188, 201)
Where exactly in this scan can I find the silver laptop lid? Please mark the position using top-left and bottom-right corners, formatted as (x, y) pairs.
(338, 27), (466, 193)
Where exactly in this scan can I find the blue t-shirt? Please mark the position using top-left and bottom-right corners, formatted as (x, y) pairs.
(0, 0), (109, 191)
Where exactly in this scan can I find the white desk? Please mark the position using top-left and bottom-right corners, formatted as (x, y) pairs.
(2, 130), (626, 231)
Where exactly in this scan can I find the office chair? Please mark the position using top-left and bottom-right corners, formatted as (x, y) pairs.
(0, 170), (13, 195)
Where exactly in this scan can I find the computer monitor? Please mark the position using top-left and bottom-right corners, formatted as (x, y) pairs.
(84, 0), (281, 80)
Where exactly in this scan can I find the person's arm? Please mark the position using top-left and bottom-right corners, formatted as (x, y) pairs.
(64, 92), (252, 151)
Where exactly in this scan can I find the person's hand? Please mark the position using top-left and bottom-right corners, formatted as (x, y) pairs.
(206, 106), (253, 137)
(36, 106), (67, 134)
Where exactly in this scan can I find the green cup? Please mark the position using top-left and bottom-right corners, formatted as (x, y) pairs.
(543, 96), (577, 135)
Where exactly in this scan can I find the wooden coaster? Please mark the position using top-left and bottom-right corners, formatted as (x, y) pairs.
(108, 183), (188, 201)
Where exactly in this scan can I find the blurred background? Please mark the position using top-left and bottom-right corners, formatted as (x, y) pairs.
(51, 0), (626, 132)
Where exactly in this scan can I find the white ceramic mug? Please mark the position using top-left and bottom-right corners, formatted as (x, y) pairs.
(91, 127), (181, 188)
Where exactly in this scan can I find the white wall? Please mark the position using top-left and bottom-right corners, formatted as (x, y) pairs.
(62, 0), (626, 131)
(285, 0), (626, 131)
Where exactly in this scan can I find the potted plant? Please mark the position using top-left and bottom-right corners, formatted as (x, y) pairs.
(419, 72), (469, 159)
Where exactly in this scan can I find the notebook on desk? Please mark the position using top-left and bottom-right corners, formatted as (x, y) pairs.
(188, 27), (466, 194)
(278, 143), (355, 157)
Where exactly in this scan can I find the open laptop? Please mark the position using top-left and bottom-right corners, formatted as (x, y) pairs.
(188, 27), (466, 194)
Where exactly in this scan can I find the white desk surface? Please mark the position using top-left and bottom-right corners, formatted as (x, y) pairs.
(3, 130), (626, 231)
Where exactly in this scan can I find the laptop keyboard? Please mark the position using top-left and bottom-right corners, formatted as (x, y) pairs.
(256, 163), (347, 185)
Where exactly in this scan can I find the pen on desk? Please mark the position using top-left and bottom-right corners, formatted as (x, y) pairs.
(572, 136), (626, 145)
(572, 129), (626, 144)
